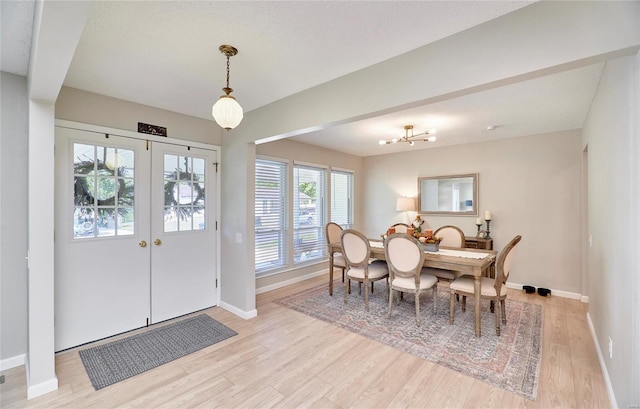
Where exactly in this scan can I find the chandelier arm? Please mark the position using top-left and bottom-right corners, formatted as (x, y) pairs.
(379, 125), (434, 145)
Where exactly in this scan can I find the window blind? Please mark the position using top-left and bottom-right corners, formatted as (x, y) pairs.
(331, 170), (354, 229)
(255, 159), (288, 274)
(293, 163), (326, 264)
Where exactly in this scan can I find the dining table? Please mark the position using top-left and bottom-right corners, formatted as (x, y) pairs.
(328, 239), (497, 337)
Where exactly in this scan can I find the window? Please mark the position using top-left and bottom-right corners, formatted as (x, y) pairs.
(162, 154), (206, 232)
(73, 143), (135, 238)
(331, 169), (354, 229)
(293, 163), (326, 264)
(255, 159), (288, 274)
(255, 158), (346, 274)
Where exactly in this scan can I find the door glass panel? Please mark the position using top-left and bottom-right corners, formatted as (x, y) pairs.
(163, 153), (206, 232)
(163, 208), (178, 232)
(193, 206), (205, 230)
(193, 158), (205, 182)
(73, 143), (135, 239)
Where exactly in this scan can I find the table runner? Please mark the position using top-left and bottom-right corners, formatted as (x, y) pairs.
(434, 248), (489, 259)
(370, 241), (488, 259)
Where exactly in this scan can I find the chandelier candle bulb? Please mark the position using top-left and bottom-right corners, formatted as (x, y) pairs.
(379, 125), (437, 146)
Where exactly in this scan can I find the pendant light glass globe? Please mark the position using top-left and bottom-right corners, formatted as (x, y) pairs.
(212, 95), (243, 130)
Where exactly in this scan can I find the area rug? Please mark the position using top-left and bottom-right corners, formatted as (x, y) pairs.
(79, 314), (237, 390)
(275, 283), (542, 400)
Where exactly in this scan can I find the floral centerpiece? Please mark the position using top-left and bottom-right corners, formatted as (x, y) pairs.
(418, 235), (442, 251)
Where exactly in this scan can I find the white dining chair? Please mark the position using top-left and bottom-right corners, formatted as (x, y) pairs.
(341, 229), (389, 311)
(325, 222), (346, 283)
(384, 233), (438, 326)
(423, 225), (466, 282)
(389, 223), (411, 234)
(449, 235), (522, 335)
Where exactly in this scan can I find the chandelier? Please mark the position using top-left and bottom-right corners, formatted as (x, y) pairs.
(212, 45), (243, 131)
(378, 125), (436, 146)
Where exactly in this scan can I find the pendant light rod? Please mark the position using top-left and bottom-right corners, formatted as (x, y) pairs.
(212, 44), (243, 131)
(219, 45), (237, 96)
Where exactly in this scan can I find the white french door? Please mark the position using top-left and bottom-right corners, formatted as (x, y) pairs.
(54, 126), (218, 351)
(150, 144), (217, 323)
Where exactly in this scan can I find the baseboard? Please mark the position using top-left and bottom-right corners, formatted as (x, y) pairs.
(219, 301), (257, 320)
(506, 282), (585, 301)
(256, 269), (326, 295)
(586, 312), (618, 408)
(27, 377), (58, 400)
(0, 353), (26, 371)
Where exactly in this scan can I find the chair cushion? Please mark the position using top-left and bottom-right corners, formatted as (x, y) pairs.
(333, 254), (347, 268)
(391, 273), (437, 291)
(347, 262), (389, 280)
(421, 267), (462, 281)
(450, 276), (507, 297)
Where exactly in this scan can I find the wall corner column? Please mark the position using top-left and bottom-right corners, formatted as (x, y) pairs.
(26, 100), (58, 399)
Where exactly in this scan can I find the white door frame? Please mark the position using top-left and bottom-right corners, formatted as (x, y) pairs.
(55, 119), (221, 324)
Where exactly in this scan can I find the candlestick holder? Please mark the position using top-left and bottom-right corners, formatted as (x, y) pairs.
(476, 223), (482, 235)
(485, 219), (492, 239)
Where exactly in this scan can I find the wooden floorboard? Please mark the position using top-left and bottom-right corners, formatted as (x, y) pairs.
(1, 274), (610, 408)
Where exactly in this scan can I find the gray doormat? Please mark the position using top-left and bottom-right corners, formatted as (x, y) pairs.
(79, 314), (237, 390)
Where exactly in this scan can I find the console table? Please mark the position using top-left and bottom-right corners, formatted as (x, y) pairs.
(465, 236), (493, 250)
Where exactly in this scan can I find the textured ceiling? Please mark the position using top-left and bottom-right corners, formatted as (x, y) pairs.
(63, 1), (534, 119)
(2, 1), (605, 157)
(0, 0), (35, 76)
(290, 63), (604, 157)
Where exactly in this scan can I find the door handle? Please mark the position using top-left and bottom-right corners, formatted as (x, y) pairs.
(139, 240), (147, 248)
(154, 239), (162, 246)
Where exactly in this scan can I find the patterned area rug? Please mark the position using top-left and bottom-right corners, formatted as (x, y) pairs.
(276, 282), (542, 400)
(79, 314), (237, 390)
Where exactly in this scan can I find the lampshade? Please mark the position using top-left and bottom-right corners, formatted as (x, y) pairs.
(212, 95), (243, 130)
(396, 197), (416, 212)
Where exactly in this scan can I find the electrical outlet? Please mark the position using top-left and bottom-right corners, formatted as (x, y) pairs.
(608, 336), (613, 359)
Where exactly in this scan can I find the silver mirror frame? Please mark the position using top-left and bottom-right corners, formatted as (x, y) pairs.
(417, 173), (478, 216)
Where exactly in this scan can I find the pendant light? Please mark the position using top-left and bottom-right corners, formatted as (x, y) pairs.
(212, 45), (243, 130)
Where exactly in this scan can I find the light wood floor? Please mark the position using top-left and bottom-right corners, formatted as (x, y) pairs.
(1, 275), (610, 408)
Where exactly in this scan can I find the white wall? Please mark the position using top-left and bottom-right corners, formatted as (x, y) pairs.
(255, 138), (363, 292)
(362, 131), (583, 295)
(56, 87), (221, 146)
(221, 1), (639, 316)
(5, 1), (637, 402)
(582, 54), (639, 409)
(0, 72), (29, 368)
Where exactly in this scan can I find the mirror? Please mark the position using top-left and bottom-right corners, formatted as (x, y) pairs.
(418, 173), (478, 215)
